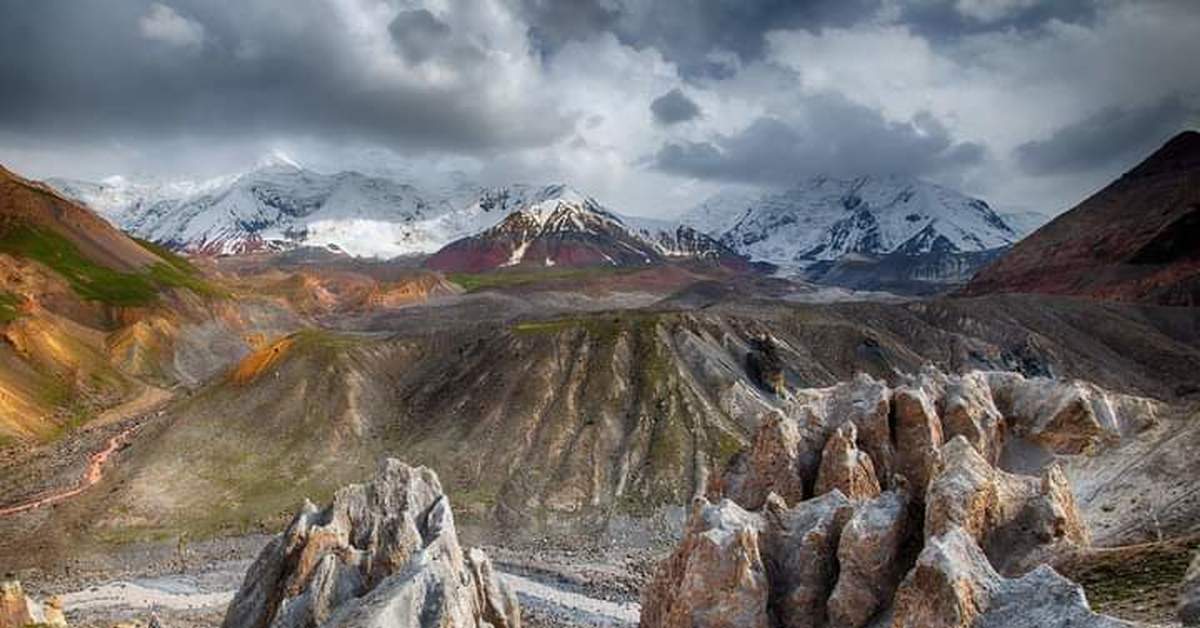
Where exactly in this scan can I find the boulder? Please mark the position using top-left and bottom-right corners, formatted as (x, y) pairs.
(762, 490), (855, 628)
(891, 527), (1129, 628)
(640, 498), (772, 628)
(722, 414), (806, 510)
(221, 459), (519, 628)
(1181, 551), (1200, 626)
(814, 422), (881, 501)
(827, 490), (910, 628)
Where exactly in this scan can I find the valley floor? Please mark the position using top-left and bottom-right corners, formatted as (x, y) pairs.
(18, 534), (652, 628)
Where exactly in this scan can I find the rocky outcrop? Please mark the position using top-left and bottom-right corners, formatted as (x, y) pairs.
(648, 368), (1150, 628)
(925, 437), (1088, 572)
(222, 459), (519, 628)
(892, 387), (944, 495)
(1182, 551), (1200, 626)
(827, 489), (910, 628)
(762, 491), (855, 628)
(640, 498), (771, 628)
(814, 422), (881, 501)
(0, 580), (66, 628)
(721, 414), (806, 510)
(891, 527), (1129, 628)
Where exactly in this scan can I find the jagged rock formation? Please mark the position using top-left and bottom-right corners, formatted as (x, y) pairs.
(1182, 551), (1200, 626)
(826, 489), (910, 627)
(813, 423), (881, 501)
(222, 459), (519, 628)
(0, 580), (66, 628)
(640, 498), (772, 628)
(891, 527), (1130, 628)
(643, 368), (1152, 627)
(720, 414), (806, 511)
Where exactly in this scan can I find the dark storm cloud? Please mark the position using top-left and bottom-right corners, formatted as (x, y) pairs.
(654, 96), (984, 185)
(650, 89), (700, 125)
(388, 9), (452, 64)
(1014, 95), (1199, 175)
(519, 0), (880, 78)
(0, 0), (569, 154)
(900, 0), (1099, 42)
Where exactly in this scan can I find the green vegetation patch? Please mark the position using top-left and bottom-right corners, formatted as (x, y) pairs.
(136, 238), (226, 297)
(0, 290), (22, 323)
(0, 225), (158, 305)
(0, 226), (222, 305)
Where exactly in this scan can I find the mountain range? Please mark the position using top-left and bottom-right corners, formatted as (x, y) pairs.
(48, 164), (1045, 290)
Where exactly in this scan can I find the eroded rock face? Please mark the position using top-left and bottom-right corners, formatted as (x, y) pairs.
(1181, 551), (1200, 626)
(827, 490), (910, 628)
(222, 459), (519, 628)
(892, 386), (944, 495)
(891, 527), (1130, 628)
(640, 498), (771, 628)
(762, 491), (855, 628)
(722, 414), (806, 510)
(0, 580), (65, 628)
(652, 368), (1151, 628)
(814, 422), (881, 501)
(924, 437), (1088, 573)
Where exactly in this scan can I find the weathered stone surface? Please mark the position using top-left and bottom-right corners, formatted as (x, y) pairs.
(814, 422), (881, 501)
(925, 437), (1088, 573)
(763, 490), (855, 628)
(0, 580), (62, 628)
(722, 413), (806, 510)
(892, 387), (944, 495)
(891, 527), (1128, 628)
(988, 374), (1157, 455)
(924, 437), (1000, 542)
(827, 489), (910, 628)
(941, 373), (1007, 465)
(0, 581), (38, 628)
(640, 498), (771, 628)
(222, 459), (519, 628)
(1180, 551), (1200, 626)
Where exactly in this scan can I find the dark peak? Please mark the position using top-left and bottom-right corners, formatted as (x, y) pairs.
(1124, 130), (1200, 180)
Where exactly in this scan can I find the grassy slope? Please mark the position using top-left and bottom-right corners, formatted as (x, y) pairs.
(0, 225), (221, 306)
(0, 290), (20, 322)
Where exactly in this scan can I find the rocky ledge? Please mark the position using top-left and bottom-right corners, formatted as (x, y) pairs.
(222, 459), (520, 628)
(643, 368), (1157, 627)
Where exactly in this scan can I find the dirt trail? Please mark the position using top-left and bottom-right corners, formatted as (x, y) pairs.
(0, 424), (140, 517)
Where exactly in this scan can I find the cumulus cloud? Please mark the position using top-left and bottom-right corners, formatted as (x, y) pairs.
(650, 89), (701, 125)
(654, 95), (985, 185)
(138, 3), (204, 49)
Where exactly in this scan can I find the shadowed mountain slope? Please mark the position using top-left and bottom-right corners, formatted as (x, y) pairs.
(965, 131), (1200, 305)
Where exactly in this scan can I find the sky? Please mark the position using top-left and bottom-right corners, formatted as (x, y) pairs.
(0, 0), (1198, 219)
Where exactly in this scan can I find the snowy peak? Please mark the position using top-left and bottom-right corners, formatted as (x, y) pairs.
(426, 186), (744, 273)
(685, 175), (1019, 267)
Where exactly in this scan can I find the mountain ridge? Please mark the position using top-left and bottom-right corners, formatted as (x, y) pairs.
(965, 130), (1200, 305)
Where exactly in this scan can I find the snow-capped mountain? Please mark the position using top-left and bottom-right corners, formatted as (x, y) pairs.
(48, 159), (518, 258)
(683, 175), (1020, 267)
(426, 184), (743, 272)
